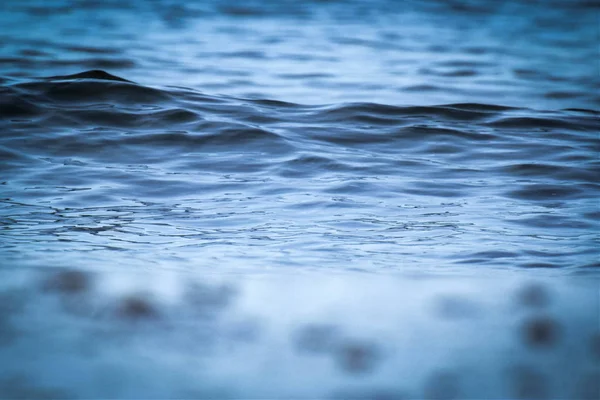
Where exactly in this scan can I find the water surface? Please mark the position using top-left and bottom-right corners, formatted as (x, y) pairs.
(0, 0), (598, 398)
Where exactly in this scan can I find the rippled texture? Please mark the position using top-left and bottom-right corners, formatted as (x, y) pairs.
(1, 71), (598, 271)
(1, 0), (599, 109)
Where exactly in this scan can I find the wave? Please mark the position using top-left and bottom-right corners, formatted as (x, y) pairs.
(1, 70), (599, 271)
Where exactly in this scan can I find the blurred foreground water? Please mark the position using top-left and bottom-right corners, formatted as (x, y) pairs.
(0, 268), (598, 399)
(0, 0), (599, 398)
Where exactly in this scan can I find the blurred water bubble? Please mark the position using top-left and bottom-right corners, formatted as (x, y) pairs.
(42, 269), (92, 295)
(336, 339), (380, 374)
(521, 316), (560, 348)
(114, 294), (160, 322)
(40, 269), (95, 316)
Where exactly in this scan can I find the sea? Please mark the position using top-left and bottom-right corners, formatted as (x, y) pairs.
(0, 0), (599, 398)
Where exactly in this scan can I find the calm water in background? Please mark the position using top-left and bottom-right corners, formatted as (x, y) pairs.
(1, 0), (600, 109)
(0, 0), (599, 398)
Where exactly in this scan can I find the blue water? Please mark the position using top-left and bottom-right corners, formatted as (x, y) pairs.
(0, 0), (599, 398)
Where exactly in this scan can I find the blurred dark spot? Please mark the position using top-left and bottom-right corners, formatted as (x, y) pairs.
(295, 324), (340, 354)
(576, 372), (600, 400)
(434, 295), (479, 319)
(336, 340), (379, 374)
(115, 295), (159, 321)
(517, 283), (550, 308)
(424, 371), (460, 400)
(511, 365), (548, 400)
(42, 269), (91, 295)
(522, 316), (560, 347)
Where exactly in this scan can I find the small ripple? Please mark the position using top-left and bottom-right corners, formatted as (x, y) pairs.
(1, 70), (598, 272)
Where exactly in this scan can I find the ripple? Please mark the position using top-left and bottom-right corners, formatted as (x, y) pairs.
(0, 70), (598, 271)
